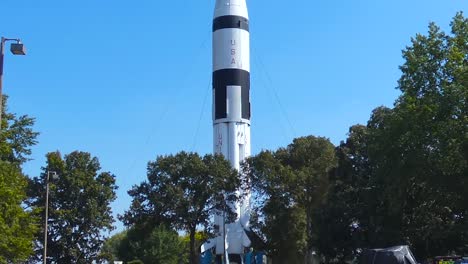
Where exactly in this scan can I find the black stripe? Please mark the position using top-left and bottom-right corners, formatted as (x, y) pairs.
(213, 69), (251, 120)
(213, 15), (249, 32)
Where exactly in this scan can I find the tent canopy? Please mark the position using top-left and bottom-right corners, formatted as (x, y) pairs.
(360, 245), (418, 264)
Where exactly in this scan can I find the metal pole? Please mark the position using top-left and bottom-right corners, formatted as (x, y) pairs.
(0, 37), (5, 130)
(223, 201), (228, 264)
(43, 171), (50, 264)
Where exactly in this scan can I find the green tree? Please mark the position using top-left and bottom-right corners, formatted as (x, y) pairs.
(315, 125), (372, 263)
(365, 13), (468, 258)
(0, 96), (39, 263)
(102, 226), (187, 264)
(100, 230), (127, 262)
(320, 12), (468, 260)
(135, 225), (186, 264)
(0, 95), (38, 164)
(121, 152), (241, 264)
(28, 151), (118, 263)
(246, 136), (337, 263)
(0, 161), (37, 263)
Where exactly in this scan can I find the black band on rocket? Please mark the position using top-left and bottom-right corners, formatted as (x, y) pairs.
(213, 69), (251, 120)
(213, 15), (249, 32)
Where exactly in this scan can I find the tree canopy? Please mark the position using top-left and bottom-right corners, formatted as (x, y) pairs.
(0, 161), (37, 264)
(246, 136), (337, 263)
(0, 96), (38, 165)
(28, 151), (118, 263)
(316, 12), (468, 261)
(122, 152), (241, 264)
(0, 96), (39, 263)
(101, 225), (188, 264)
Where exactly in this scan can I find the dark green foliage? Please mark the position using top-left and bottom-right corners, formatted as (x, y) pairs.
(384, 13), (467, 258)
(122, 152), (241, 264)
(315, 125), (371, 263)
(0, 161), (37, 263)
(318, 12), (468, 261)
(246, 136), (337, 263)
(28, 151), (118, 263)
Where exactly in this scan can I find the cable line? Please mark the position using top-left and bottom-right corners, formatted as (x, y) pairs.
(125, 25), (212, 175)
(191, 76), (212, 152)
(254, 48), (298, 138)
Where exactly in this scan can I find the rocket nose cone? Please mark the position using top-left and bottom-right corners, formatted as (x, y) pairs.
(214, 0), (248, 18)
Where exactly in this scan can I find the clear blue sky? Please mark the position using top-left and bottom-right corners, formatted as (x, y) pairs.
(1, 0), (466, 233)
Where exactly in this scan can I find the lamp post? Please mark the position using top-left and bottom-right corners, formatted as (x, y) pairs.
(0, 37), (26, 128)
(44, 171), (58, 264)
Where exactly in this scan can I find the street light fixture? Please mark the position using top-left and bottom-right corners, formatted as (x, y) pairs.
(0, 37), (26, 129)
(10, 43), (26, 55)
(44, 171), (58, 264)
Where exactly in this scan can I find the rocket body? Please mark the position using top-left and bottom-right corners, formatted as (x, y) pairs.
(212, 0), (251, 258)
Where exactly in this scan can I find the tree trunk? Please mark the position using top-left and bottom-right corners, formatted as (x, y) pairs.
(305, 205), (313, 264)
(189, 228), (199, 264)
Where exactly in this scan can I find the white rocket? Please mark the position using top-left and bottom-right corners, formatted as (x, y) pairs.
(203, 0), (252, 262)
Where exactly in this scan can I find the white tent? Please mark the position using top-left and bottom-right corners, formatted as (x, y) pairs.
(360, 245), (418, 264)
